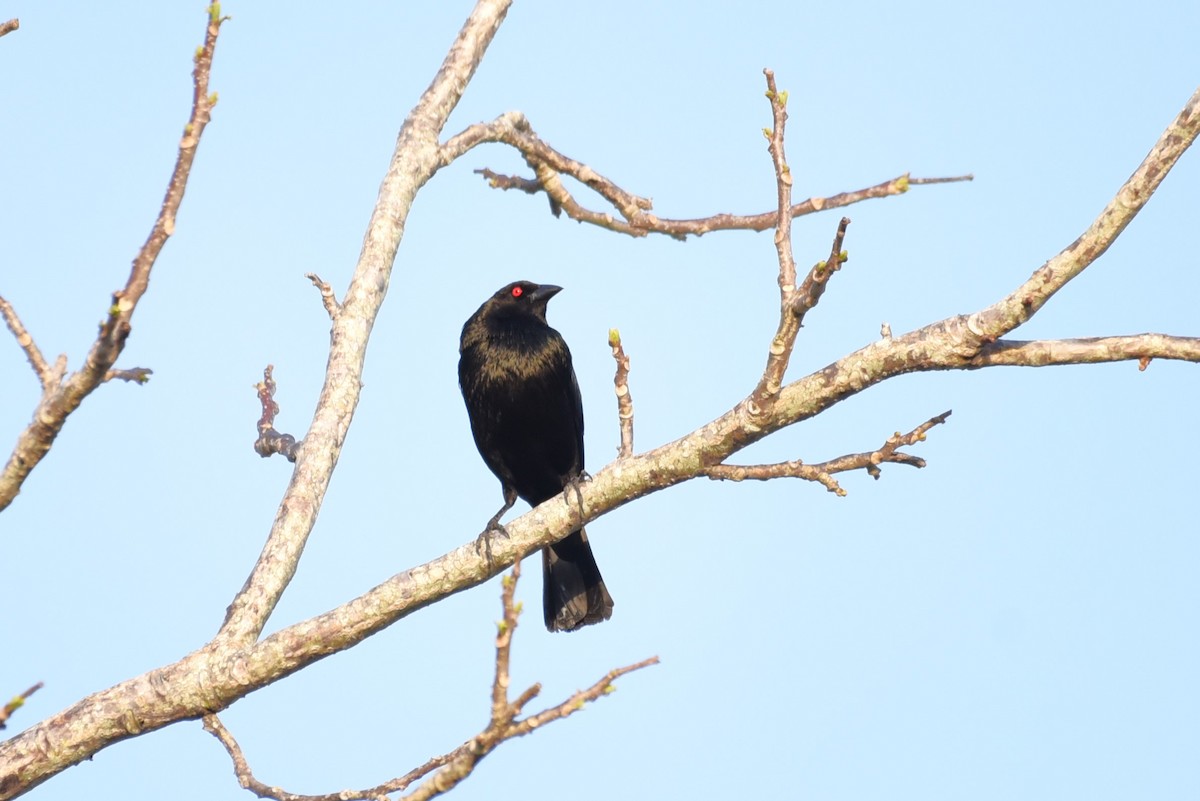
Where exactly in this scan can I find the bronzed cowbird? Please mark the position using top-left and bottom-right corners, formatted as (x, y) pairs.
(458, 281), (614, 632)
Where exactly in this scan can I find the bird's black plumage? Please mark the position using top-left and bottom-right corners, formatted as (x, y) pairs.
(458, 281), (613, 632)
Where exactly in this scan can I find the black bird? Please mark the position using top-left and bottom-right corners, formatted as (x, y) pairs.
(458, 281), (614, 632)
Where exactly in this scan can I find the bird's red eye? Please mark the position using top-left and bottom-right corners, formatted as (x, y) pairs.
(511, 286), (524, 298)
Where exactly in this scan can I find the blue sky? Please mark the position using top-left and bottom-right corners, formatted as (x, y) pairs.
(2, 2), (1198, 800)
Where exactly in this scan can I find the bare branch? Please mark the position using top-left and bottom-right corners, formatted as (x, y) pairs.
(445, 110), (970, 241)
(253, 365), (299, 461)
(0, 19), (18, 38)
(966, 335), (1200, 368)
(795, 217), (850, 327)
(400, 561), (658, 801)
(609, 329), (635, 458)
(706, 411), (952, 494)
(217, 0), (515, 648)
(747, 71), (801, 419)
(0, 6), (223, 513)
(204, 560), (656, 801)
(103, 367), (153, 384)
(204, 713), (462, 801)
(963, 87), (1200, 347)
(0, 295), (52, 388)
(0, 683), (43, 730)
(3, 58), (1195, 801)
(305, 273), (340, 320)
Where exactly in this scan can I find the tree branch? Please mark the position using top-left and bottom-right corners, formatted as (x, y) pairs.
(217, 0), (515, 647)
(0, 683), (43, 731)
(305, 273), (340, 320)
(966, 335), (1200, 368)
(0, 4), (224, 513)
(443, 111), (971, 241)
(963, 87), (1200, 345)
(0, 296), (52, 388)
(3, 55), (1195, 801)
(203, 561), (657, 801)
(705, 411), (952, 495)
(253, 365), (299, 461)
(0, 19), (18, 39)
(609, 329), (635, 458)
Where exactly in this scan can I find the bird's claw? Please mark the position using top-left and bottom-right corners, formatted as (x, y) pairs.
(561, 472), (591, 518)
(475, 518), (510, 566)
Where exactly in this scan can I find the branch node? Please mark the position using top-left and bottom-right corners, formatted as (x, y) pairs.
(253, 365), (300, 461)
(306, 273), (340, 319)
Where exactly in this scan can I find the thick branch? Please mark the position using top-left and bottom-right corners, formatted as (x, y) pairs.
(218, 0), (514, 646)
(0, 19), (18, 38)
(966, 335), (1200, 368)
(3, 68), (1195, 801)
(204, 561), (656, 801)
(0, 6), (223, 513)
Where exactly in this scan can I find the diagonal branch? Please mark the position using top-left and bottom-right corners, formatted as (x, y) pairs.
(0, 683), (43, 730)
(3, 68), (1196, 801)
(962, 87), (1200, 347)
(0, 4), (225, 514)
(218, 0), (515, 645)
(0, 296), (52, 388)
(203, 561), (657, 801)
(0, 19), (17, 38)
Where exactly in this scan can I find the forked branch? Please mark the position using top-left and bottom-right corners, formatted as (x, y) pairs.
(441, 108), (970, 241)
(0, 4), (225, 513)
(705, 411), (953, 495)
(204, 562), (656, 801)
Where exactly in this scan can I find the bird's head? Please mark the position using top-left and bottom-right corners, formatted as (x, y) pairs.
(489, 280), (563, 323)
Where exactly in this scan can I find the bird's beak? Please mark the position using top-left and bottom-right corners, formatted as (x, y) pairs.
(531, 284), (563, 302)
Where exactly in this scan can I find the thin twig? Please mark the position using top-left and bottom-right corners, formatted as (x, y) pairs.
(103, 367), (154, 384)
(0, 683), (43, 730)
(305, 273), (340, 319)
(0, 295), (52, 388)
(746, 70), (799, 418)
(705, 411), (953, 495)
(0, 5), (224, 513)
(609, 329), (634, 458)
(794, 217), (850, 324)
(446, 110), (970, 241)
(204, 559), (657, 801)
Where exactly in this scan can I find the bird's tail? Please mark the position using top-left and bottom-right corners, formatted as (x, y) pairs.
(542, 527), (613, 632)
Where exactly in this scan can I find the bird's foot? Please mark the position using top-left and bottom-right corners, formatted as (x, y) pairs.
(474, 516), (510, 566)
(561, 471), (591, 518)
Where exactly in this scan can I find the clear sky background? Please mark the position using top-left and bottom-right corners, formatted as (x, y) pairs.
(2, 2), (1198, 800)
